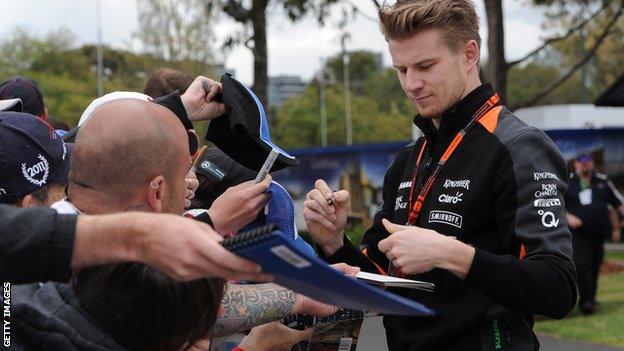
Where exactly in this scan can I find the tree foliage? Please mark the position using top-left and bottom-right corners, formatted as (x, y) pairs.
(272, 50), (413, 148)
(0, 27), (217, 127)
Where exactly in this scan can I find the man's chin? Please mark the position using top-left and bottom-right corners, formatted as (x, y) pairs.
(417, 107), (442, 119)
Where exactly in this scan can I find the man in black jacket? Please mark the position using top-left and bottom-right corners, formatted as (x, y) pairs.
(566, 153), (623, 314)
(303, 1), (577, 350)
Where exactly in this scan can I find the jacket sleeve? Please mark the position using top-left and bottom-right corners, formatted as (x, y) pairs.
(320, 146), (413, 275)
(0, 205), (77, 283)
(465, 129), (577, 319)
(606, 179), (624, 208)
(152, 91), (194, 130)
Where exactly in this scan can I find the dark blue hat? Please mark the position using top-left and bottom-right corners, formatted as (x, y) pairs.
(0, 77), (47, 119)
(0, 112), (71, 204)
(206, 74), (299, 172)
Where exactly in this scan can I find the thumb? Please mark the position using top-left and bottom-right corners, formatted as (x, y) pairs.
(295, 326), (316, 342)
(382, 218), (409, 234)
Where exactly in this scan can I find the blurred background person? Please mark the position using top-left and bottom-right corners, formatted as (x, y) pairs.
(566, 153), (624, 315)
(0, 76), (48, 120)
(144, 67), (193, 98)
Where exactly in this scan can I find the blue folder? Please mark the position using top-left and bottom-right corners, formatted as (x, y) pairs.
(223, 225), (435, 316)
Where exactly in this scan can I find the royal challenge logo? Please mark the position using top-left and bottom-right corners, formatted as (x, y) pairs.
(21, 154), (50, 187)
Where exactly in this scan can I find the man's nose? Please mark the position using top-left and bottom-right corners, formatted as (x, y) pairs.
(404, 69), (425, 92)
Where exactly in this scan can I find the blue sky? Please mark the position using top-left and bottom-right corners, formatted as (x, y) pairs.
(0, 0), (548, 85)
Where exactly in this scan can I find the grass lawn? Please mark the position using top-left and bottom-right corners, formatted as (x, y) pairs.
(535, 251), (624, 347)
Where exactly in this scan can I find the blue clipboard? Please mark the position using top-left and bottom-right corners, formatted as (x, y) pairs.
(222, 225), (435, 317)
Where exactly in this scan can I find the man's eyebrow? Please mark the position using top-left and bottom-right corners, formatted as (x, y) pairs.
(392, 57), (438, 70)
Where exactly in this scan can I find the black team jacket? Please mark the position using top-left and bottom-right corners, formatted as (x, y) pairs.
(320, 84), (577, 351)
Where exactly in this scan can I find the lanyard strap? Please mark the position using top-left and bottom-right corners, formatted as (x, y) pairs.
(407, 93), (500, 225)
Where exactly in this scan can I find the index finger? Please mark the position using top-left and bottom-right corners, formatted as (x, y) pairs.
(314, 179), (333, 200)
(378, 235), (396, 253)
(244, 176), (272, 195)
(294, 326), (316, 342)
(203, 77), (223, 101)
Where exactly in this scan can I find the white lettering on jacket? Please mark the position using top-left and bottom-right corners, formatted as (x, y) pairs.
(428, 210), (463, 228)
(443, 179), (470, 190)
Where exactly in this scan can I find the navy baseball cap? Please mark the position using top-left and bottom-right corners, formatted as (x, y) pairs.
(206, 74), (299, 172)
(576, 154), (593, 162)
(0, 112), (71, 204)
(0, 77), (47, 119)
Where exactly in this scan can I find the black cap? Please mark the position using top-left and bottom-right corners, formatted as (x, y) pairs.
(0, 112), (72, 204)
(206, 74), (299, 172)
(0, 77), (46, 119)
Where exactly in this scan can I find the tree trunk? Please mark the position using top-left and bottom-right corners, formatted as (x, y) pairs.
(484, 0), (507, 103)
(251, 0), (269, 108)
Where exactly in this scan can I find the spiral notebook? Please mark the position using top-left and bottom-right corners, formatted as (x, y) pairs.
(221, 225), (434, 316)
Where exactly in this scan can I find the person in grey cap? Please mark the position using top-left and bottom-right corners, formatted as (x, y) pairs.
(0, 112), (71, 207)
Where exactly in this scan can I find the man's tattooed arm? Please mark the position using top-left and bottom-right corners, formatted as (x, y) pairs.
(209, 283), (296, 338)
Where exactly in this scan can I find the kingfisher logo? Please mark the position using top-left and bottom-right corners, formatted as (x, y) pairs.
(443, 179), (470, 190)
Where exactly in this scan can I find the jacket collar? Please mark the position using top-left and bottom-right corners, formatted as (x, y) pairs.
(413, 84), (497, 143)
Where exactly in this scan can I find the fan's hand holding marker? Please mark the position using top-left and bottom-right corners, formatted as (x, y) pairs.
(254, 148), (279, 184)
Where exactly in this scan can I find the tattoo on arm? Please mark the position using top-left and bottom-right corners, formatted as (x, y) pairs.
(209, 283), (295, 338)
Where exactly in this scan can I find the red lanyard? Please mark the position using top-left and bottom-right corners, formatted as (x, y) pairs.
(406, 93), (500, 225)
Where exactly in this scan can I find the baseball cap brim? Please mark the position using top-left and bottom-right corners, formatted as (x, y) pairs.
(58, 142), (73, 184)
(206, 75), (299, 172)
(0, 98), (23, 112)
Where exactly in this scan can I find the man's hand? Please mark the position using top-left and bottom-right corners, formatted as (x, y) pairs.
(613, 229), (621, 243)
(566, 213), (583, 229)
(208, 176), (272, 234)
(303, 179), (350, 256)
(184, 170), (200, 209)
(331, 262), (361, 278)
(378, 219), (475, 279)
(293, 292), (337, 317)
(181, 76), (225, 122)
(238, 321), (315, 351)
(291, 263), (358, 317)
(72, 213), (272, 282)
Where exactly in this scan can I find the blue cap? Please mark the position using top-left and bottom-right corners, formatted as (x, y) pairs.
(0, 112), (71, 204)
(265, 181), (316, 257)
(206, 74), (299, 172)
(238, 181), (316, 257)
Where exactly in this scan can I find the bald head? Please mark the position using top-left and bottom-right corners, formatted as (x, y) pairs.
(70, 99), (189, 210)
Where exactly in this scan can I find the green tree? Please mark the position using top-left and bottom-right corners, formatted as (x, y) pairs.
(0, 26), (219, 127)
(273, 51), (413, 148)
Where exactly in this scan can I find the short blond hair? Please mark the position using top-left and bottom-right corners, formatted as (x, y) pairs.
(379, 0), (481, 52)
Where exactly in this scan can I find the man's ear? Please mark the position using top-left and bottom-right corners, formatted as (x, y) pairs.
(18, 194), (42, 208)
(464, 39), (480, 72)
(146, 175), (165, 213)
